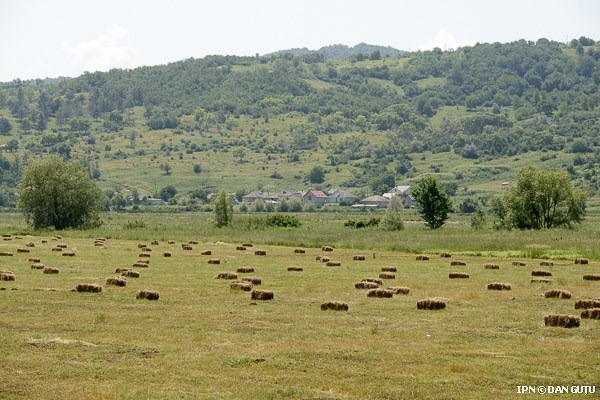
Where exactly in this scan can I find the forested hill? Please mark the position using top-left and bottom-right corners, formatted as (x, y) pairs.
(0, 37), (599, 207)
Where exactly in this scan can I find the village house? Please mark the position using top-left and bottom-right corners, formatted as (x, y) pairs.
(326, 189), (359, 205)
(355, 195), (389, 208)
(302, 189), (328, 206)
(382, 185), (414, 208)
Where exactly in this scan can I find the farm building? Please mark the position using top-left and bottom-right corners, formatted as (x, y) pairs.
(302, 189), (328, 205)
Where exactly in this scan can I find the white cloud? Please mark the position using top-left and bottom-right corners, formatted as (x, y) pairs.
(418, 30), (474, 51)
(65, 26), (136, 73)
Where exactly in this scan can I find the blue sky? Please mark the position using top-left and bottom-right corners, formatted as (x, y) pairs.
(1, 0), (599, 81)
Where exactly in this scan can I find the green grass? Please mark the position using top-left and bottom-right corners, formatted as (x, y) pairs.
(2, 213), (600, 398)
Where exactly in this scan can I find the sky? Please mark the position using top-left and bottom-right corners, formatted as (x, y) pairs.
(1, 0), (599, 82)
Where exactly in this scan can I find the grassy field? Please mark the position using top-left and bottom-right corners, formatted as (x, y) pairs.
(1, 212), (599, 399)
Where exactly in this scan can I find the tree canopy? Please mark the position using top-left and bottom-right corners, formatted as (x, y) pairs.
(412, 175), (453, 229)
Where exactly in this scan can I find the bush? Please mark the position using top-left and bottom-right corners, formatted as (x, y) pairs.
(344, 217), (380, 228)
(265, 214), (301, 228)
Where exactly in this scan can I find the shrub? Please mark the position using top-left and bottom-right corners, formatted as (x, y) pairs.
(265, 214), (301, 228)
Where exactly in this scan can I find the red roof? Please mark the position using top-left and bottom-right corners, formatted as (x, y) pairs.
(306, 189), (327, 198)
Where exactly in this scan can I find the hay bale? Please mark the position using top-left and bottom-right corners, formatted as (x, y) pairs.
(439, 252), (452, 258)
(17, 248), (30, 253)
(367, 289), (394, 298)
(574, 299), (600, 309)
(449, 272), (469, 279)
(241, 276), (262, 285)
(544, 289), (571, 299)
(138, 253), (151, 258)
(181, 245), (193, 251)
(135, 259), (150, 265)
(151, 240), (159, 245)
(450, 260), (467, 266)
(216, 272), (237, 280)
(381, 266), (397, 272)
(544, 314), (580, 328)
(251, 290), (274, 301)
(583, 274), (600, 281)
(321, 301), (349, 311)
(531, 278), (552, 284)
(51, 247), (63, 252)
(141, 247), (152, 252)
(163, 251), (172, 257)
(121, 270), (140, 278)
(28, 257), (41, 262)
(417, 298), (446, 310)
(236, 246), (247, 251)
(0, 272), (15, 281)
(75, 284), (102, 293)
(41, 239), (48, 243)
(378, 272), (396, 279)
(106, 276), (127, 287)
(318, 256), (330, 263)
(353, 255), (366, 261)
(94, 242), (105, 247)
(287, 267), (303, 271)
(132, 262), (149, 268)
(230, 281), (252, 291)
(415, 255), (429, 261)
(1, 234), (11, 238)
(355, 281), (380, 289)
(137, 243), (147, 248)
(362, 278), (384, 285)
(115, 267), (131, 273)
(31, 263), (46, 270)
(242, 243), (254, 247)
(580, 308), (600, 319)
(512, 261), (527, 266)
(168, 240), (176, 244)
(575, 258), (589, 265)
(208, 258), (221, 265)
(532, 270), (552, 277)
(326, 261), (341, 267)
(487, 282), (512, 291)
(62, 251), (76, 257)
(199, 250), (211, 256)
(540, 261), (554, 267)
(57, 244), (68, 249)
(322, 246), (334, 252)
(0, 251), (14, 256)
(254, 250), (267, 256)
(25, 241), (35, 248)
(136, 290), (159, 300)
(484, 264), (500, 269)
(388, 286), (410, 295)
(188, 240), (199, 245)
(43, 267), (59, 274)
(294, 249), (305, 254)
(236, 267), (254, 273)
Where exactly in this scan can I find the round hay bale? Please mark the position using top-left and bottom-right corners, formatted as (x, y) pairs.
(0, 251), (14, 256)
(321, 301), (349, 311)
(106, 276), (127, 287)
(512, 261), (527, 266)
(387, 286), (410, 295)
(326, 261), (341, 267)
(355, 281), (379, 289)
(17, 248), (30, 253)
(531, 278), (552, 284)
(230, 281), (252, 291)
(208, 259), (221, 265)
(254, 250), (267, 256)
(43, 267), (59, 274)
(450, 260), (466, 266)
(163, 251), (172, 257)
(580, 308), (600, 319)
(484, 264), (500, 269)
(287, 267), (303, 271)
(353, 255), (366, 261)
(136, 290), (159, 300)
(201, 250), (212, 256)
(0, 272), (15, 281)
(242, 243), (254, 247)
(487, 282), (512, 291)
(294, 249), (305, 254)
(381, 266), (397, 272)
(121, 270), (140, 278)
(415, 255), (429, 261)
(378, 272), (395, 279)
(216, 272), (237, 280)
(539, 261), (554, 267)
(449, 272), (469, 279)
(574, 299), (600, 309)
(31, 263), (46, 270)
(62, 251), (76, 257)
(583, 274), (600, 281)
(75, 284), (102, 293)
(236, 246), (247, 251)
(544, 314), (580, 328)
(532, 270), (552, 277)
(236, 267), (254, 273)
(544, 289), (571, 299)
(28, 257), (41, 263)
(138, 253), (151, 258)
(251, 290), (274, 301)
(151, 240), (159, 245)
(417, 298), (446, 310)
(575, 258), (589, 265)
(241, 276), (262, 285)
(366, 289), (394, 298)
(322, 246), (334, 252)
(439, 252), (452, 258)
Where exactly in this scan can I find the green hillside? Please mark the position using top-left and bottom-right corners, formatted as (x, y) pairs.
(0, 37), (599, 210)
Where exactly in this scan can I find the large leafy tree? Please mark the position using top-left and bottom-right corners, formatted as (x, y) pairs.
(212, 190), (233, 227)
(17, 155), (103, 229)
(412, 175), (453, 229)
(500, 167), (586, 229)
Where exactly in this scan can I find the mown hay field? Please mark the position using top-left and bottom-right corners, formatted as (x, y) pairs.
(1, 229), (599, 399)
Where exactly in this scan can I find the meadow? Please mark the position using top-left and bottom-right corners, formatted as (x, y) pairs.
(1, 211), (600, 399)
